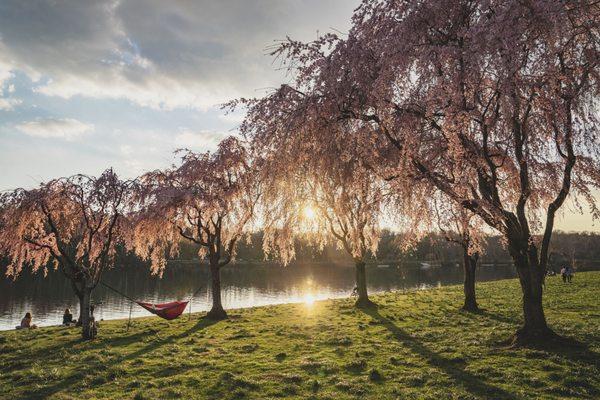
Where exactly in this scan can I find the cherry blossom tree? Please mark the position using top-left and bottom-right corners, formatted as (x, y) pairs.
(433, 197), (486, 312)
(131, 136), (258, 320)
(0, 170), (132, 339)
(247, 0), (599, 344)
(231, 81), (392, 308)
(264, 148), (385, 308)
(307, 163), (387, 307)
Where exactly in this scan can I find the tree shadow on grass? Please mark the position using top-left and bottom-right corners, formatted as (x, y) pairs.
(362, 308), (519, 400)
(24, 316), (220, 400)
(529, 336), (600, 370)
(472, 309), (517, 325)
(471, 311), (600, 369)
(120, 315), (219, 362)
(85, 328), (158, 351)
(3, 327), (156, 374)
(464, 310), (599, 364)
(2, 334), (83, 373)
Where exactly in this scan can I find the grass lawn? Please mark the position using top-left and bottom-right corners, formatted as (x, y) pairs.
(0, 272), (599, 400)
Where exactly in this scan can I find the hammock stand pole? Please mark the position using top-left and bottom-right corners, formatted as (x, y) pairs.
(127, 301), (133, 331)
(188, 285), (204, 321)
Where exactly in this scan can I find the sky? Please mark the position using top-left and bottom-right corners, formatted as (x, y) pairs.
(0, 0), (597, 232)
(0, 0), (359, 184)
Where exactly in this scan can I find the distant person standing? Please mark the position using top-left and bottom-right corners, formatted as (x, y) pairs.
(560, 266), (567, 283)
(566, 266), (574, 283)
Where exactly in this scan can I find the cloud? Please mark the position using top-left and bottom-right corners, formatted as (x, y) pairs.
(174, 129), (228, 151)
(218, 111), (245, 125)
(0, 48), (17, 86)
(0, 97), (21, 110)
(0, 0), (358, 109)
(0, 45), (23, 110)
(15, 118), (93, 140)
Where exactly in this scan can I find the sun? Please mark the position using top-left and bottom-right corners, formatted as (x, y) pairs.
(303, 205), (316, 220)
(303, 293), (316, 306)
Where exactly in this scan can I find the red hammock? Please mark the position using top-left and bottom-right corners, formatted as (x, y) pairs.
(100, 281), (194, 321)
(136, 301), (189, 320)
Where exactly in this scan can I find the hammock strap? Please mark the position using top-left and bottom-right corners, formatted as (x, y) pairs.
(190, 285), (203, 300)
(99, 281), (138, 303)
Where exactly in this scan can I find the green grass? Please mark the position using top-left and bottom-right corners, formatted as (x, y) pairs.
(1, 272), (599, 400)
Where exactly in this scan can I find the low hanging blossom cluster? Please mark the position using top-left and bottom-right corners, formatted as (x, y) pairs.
(231, 87), (392, 266)
(432, 193), (487, 258)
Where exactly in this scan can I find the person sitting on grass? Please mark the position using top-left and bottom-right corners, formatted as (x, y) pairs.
(16, 312), (38, 329)
(62, 308), (75, 325)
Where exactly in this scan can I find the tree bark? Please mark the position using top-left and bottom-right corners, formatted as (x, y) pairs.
(80, 286), (96, 340)
(354, 260), (375, 308)
(511, 249), (556, 345)
(70, 280), (84, 326)
(462, 249), (479, 312)
(206, 261), (227, 320)
(76, 293), (84, 326)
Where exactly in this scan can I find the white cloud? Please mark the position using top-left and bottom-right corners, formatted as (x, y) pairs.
(218, 111), (245, 125)
(0, 57), (15, 86)
(0, 48), (22, 110)
(0, 0), (358, 109)
(15, 118), (93, 140)
(0, 97), (21, 110)
(174, 129), (228, 151)
(0, 40), (41, 85)
(34, 72), (228, 111)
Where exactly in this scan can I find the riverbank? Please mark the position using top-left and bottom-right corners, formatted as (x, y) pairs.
(1, 273), (598, 399)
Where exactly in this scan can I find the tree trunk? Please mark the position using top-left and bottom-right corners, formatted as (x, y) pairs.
(462, 249), (479, 312)
(69, 280), (84, 326)
(72, 282), (84, 326)
(206, 261), (227, 320)
(512, 253), (556, 345)
(76, 293), (84, 326)
(80, 286), (96, 340)
(354, 261), (375, 308)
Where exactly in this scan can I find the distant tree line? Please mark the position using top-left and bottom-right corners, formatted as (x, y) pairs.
(172, 230), (600, 268)
(7, 229), (598, 275)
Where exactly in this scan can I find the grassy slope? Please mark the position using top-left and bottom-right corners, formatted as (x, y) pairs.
(0, 273), (599, 400)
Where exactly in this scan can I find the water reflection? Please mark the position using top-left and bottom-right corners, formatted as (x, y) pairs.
(0, 261), (570, 330)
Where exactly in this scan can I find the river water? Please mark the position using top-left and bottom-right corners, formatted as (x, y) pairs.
(0, 261), (594, 330)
